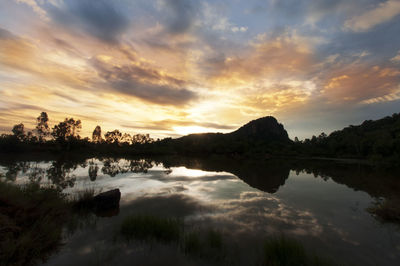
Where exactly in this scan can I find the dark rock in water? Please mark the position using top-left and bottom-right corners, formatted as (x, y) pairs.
(93, 188), (121, 212)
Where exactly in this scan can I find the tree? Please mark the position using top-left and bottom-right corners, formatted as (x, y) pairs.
(92, 125), (102, 143)
(121, 133), (132, 144)
(12, 123), (25, 140)
(88, 164), (98, 181)
(51, 118), (82, 142)
(36, 112), (50, 141)
(132, 133), (153, 144)
(104, 130), (122, 144)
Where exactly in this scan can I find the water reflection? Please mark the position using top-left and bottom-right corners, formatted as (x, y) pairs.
(1, 155), (399, 206)
(1, 155), (400, 265)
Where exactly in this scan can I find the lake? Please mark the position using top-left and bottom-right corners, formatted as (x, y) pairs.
(1, 155), (399, 265)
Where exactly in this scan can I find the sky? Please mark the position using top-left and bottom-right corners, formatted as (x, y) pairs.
(0, 0), (399, 139)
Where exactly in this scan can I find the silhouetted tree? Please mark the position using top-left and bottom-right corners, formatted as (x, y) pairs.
(36, 112), (50, 141)
(12, 123), (25, 140)
(104, 130), (122, 144)
(132, 133), (153, 144)
(121, 133), (132, 144)
(51, 118), (82, 142)
(25, 131), (38, 142)
(88, 164), (98, 181)
(92, 125), (102, 143)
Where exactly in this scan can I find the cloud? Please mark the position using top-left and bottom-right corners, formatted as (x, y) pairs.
(15, 0), (48, 20)
(391, 51), (400, 62)
(203, 32), (315, 86)
(47, 0), (129, 43)
(90, 57), (197, 106)
(157, 0), (198, 35)
(321, 65), (400, 102)
(0, 27), (17, 40)
(122, 119), (236, 132)
(231, 26), (248, 33)
(0, 27), (39, 73)
(240, 82), (315, 114)
(344, 0), (400, 32)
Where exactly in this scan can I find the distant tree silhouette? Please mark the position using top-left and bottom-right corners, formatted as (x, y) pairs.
(92, 125), (102, 143)
(12, 123), (25, 140)
(51, 118), (82, 142)
(132, 133), (153, 144)
(36, 112), (50, 141)
(121, 133), (132, 144)
(88, 163), (98, 181)
(104, 130), (122, 144)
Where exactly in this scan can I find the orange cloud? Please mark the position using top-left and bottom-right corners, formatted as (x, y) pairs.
(204, 33), (315, 87)
(322, 65), (400, 103)
(344, 0), (400, 32)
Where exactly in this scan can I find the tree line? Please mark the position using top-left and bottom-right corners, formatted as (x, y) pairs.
(4, 112), (154, 146)
(1, 111), (399, 164)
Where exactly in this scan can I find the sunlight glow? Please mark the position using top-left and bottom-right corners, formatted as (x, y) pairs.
(173, 126), (220, 135)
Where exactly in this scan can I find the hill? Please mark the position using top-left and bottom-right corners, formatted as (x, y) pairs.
(151, 116), (292, 155)
(296, 113), (400, 162)
(2, 111), (399, 163)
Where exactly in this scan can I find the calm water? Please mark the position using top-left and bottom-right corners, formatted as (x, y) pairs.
(1, 156), (400, 265)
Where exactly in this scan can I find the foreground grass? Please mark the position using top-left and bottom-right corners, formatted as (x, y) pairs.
(0, 181), (100, 266)
(263, 236), (333, 266)
(120, 215), (183, 243)
(368, 198), (400, 223)
(70, 187), (97, 212)
(0, 182), (69, 266)
(119, 214), (332, 265)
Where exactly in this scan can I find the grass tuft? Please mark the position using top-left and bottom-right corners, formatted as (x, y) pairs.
(120, 214), (183, 243)
(183, 228), (225, 260)
(263, 236), (333, 266)
(70, 187), (96, 212)
(0, 181), (69, 266)
(368, 198), (400, 223)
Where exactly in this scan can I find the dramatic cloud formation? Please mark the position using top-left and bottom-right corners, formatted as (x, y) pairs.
(344, 0), (400, 32)
(47, 0), (129, 43)
(0, 0), (399, 139)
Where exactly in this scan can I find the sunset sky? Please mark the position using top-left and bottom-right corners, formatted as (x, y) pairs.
(0, 0), (399, 139)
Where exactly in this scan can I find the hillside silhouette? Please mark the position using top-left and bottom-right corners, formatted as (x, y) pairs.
(1, 112), (399, 164)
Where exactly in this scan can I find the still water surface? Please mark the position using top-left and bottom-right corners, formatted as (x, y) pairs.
(1, 156), (399, 265)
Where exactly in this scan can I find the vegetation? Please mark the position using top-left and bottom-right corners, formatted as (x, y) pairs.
(263, 236), (333, 266)
(368, 198), (400, 223)
(118, 214), (227, 262)
(183, 228), (225, 260)
(117, 214), (334, 265)
(292, 113), (400, 163)
(1, 111), (399, 164)
(70, 187), (97, 212)
(0, 179), (103, 265)
(120, 215), (183, 243)
(0, 182), (68, 266)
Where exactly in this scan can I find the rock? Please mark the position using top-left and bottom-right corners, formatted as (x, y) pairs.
(230, 116), (290, 142)
(93, 189), (121, 212)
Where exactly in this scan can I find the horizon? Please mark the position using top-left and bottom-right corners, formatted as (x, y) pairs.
(1, 1), (400, 140)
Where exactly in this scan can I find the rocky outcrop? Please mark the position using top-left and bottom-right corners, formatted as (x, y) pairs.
(229, 116), (290, 142)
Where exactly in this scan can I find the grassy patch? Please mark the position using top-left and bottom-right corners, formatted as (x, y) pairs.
(183, 228), (225, 260)
(368, 198), (400, 223)
(120, 214), (183, 243)
(119, 215), (226, 261)
(0, 182), (69, 266)
(263, 236), (333, 266)
(70, 187), (96, 212)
